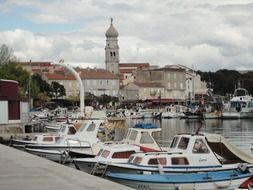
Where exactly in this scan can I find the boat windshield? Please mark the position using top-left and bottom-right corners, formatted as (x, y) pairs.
(129, 130), (138, 141)
(192, 139), (209, 153)
(170, 137), (179, 148)
(178, 137), (189, 150)
(231, 102), (246, 108)
(139, 132), (154, 144)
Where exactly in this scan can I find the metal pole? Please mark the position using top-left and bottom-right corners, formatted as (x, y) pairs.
(51, 60), (85, 117)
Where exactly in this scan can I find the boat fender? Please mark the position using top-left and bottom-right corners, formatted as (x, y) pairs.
(62, 150), (69, 158)
(238, 163), (248, 173)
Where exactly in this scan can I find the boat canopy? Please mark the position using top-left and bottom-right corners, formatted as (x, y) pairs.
(204, 133), (253, 164)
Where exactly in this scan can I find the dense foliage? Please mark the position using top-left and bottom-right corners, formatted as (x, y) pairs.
(0, 44), (66, 102)
(197, 70), (253, 96)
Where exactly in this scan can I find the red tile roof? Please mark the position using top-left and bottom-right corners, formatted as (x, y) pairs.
(78, 68), (119, 79)
(19, 61), (52, 67)
(44, 68), (119, 80)
(44, 73), (75, 80)
(119, 63), (150, 68)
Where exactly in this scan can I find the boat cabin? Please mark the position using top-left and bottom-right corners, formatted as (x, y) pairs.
(58, 120), (105, 146)
(122, 123), (162, 151)
(94, 144), (141, 163)
(126, 133), (253, 167)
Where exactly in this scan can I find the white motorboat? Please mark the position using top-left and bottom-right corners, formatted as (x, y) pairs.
(222, 88), (253, 119)
(24, 120), (104, 162)
(106, 168), (252, 190)
(11, 123), (77, 149)
(161, 105), (187, 118)
(73, 123), (163, 174)
(102, 132), (253, 174)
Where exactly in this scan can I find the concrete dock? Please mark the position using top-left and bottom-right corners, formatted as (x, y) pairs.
(0, 144), (133, 190)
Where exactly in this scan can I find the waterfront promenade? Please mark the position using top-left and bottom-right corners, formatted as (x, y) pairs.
(0, 144), (133, 190)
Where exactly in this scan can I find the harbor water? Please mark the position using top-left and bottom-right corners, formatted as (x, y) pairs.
(125, 118), (253, 154)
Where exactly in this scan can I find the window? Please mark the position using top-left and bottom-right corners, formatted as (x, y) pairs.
(68, 127), (76, 135)
(168, 73), (170, 79)
(148, 158), (167, 165)
(170, 137), (179, 148)
(79, 123), (87, 132)
(178, 137), (189, 150)
(133, 156), (143, 164)
(180, 83), (184, 89)
(171, 157), (189, 165)
(174, 82), (177, 88)
(97, 149), (103, 156)
(128, 155), (135, 163)
(69, 82), (72, 88)
(60, 125), (66, 133)
(87, 122), (96, 131)
(174, 73), (177, 79)
(55, 136), (61, 142)
(129, 130), (138, 140)
(140, 132), (154, 144)
(112, 151), (135, 159)
(101, 150), (110, 158)
(43, 136), (54, 142)
(168, 82), (171, 89)
(192, 139), (209, 153)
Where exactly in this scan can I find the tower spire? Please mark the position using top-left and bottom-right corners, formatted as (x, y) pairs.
(110, 17), (113, 25)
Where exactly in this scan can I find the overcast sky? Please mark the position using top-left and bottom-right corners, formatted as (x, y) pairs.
(1, 0), (253, 71)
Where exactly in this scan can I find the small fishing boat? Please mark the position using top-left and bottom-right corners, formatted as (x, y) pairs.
(106, 169), (252, 190)
(11, 123), (77, 149)
(73, 122), (163, 174)
(24, 119), (104, 163)
(222, 87), (253, 119)
(102, 132), (253, 174)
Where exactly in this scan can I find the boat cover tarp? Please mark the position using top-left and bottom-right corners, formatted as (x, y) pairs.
(133, 123), (158, 129)
(204, 133), (253, 164)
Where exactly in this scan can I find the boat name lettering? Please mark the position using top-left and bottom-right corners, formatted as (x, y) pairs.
(199, 158), (207, 162)
(138, 184), (150, 189)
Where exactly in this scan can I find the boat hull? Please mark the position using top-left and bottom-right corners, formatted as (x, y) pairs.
(222, 111), (253, 119)
(25, 148), (72, 163)
(106, 170), (251, 190)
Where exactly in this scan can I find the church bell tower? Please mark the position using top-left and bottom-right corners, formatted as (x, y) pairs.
(105, 18), (119, 74)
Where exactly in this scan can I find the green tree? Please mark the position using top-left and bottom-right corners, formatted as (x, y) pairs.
(50, 81), (66, 99)
(32, 74), (51, 95)
(0, 44), (16, 65)
(0, 62), (39, 98)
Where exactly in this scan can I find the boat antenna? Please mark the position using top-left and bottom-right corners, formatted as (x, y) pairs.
(195, 118), (205, 135)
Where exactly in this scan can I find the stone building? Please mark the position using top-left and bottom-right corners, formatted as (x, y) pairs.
(121, 82), (164, 101)
(135, 66), (186, 100)
(43, 68), (119, 98)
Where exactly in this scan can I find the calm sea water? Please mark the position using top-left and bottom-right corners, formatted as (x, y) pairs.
(125, 118), (253, 154)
